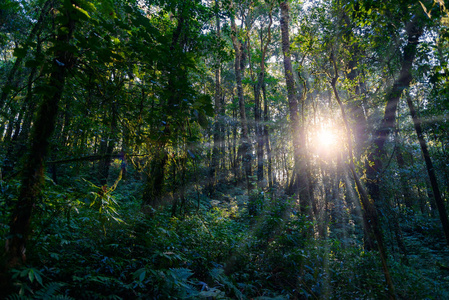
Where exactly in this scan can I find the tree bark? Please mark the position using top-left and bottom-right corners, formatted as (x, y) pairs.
(262, 83), (274, 188)
(342, 12), (368, 156)
(142, 146), (168, 208)
(394, 140), (414, 210)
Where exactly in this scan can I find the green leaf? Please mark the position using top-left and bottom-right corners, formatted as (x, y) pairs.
(28, 269), (34, 283)
(134, 268), (146, 282)
(170, 268), (193, 281)
(73, 5), (91, 20)
(34, 270), (43, 286)
(2, 84), (13, 94)
(139, 269), (146, 282)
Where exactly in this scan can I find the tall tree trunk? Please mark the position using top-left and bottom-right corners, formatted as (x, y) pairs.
(208, 0), (222, 195)
(279, 1), (311, 215)
(406, 93), (449, 245)
(254, 8), (272, 187)
(231, 101), (238, 182)
(5, 1), (77, 268)
(342, 13), (368, 156)
(230, 3), (251, 192)
(262, 83), (274, 188)
(142, 3), (186, 208)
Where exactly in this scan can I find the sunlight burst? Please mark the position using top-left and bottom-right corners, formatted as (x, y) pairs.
(317, 129), (337, 147)
(310, 126), (342, 157)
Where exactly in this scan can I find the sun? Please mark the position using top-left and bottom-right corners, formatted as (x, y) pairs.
(317, 129), (337, 147)
(309, 126), (342, 157)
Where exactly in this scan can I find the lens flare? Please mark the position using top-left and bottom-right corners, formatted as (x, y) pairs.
(310, 126), (342, 158)
(318, 129), (337, 147)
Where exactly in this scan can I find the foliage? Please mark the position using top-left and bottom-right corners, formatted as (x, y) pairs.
(1, 0), (449, 299)
(0, 168), (448, 299)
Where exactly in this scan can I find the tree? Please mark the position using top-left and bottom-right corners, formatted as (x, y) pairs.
(365, 17), (424, 215)
(5, 0), (80, 268)
(280, 0), (312, 216)
(208, 0), (224, 195)
(406, 92), (449, 245)
(229, 0), (252, 192)
(252, 2), (273, 186)
(141, 0), (213, 207)
(330, 48), (396, 299)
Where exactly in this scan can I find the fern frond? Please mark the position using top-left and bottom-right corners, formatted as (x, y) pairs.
(6, 295), (29, 300)
(49, 296), (75, 300)
(33, 282), (67, 300)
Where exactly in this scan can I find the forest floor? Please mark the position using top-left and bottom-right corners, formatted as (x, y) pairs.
(2, 179), (449, 299)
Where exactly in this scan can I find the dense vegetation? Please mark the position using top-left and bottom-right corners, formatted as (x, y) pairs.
(1, 0), (449, 298)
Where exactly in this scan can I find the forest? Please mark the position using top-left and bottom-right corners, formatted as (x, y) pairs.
(0, 0), (449, 298)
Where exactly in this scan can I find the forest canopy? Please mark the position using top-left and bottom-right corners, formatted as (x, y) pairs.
(0, 0), (449, 298)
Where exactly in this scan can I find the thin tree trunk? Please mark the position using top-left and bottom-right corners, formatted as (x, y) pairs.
(406, 93), (449, 245)
(254, 8), (272, 187)
(394, 140), (413, 210)
(262, 83), (274, 188)
(230, 3), (251, 192)
(232, 102), (238, 182)
(208, 0), (222, 195)
(342, 13), (368, 156)
(220, 94), (226, 171)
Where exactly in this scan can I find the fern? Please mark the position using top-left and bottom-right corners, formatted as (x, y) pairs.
(7, 282), (73, 300)
(6, 295), (29, 300)
(33, 282), (70, 300)
(49, 296), (74, 300)
(210, 268), (243, 299)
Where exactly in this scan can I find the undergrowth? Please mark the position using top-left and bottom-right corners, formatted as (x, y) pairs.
(1, 179), (449, 299)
